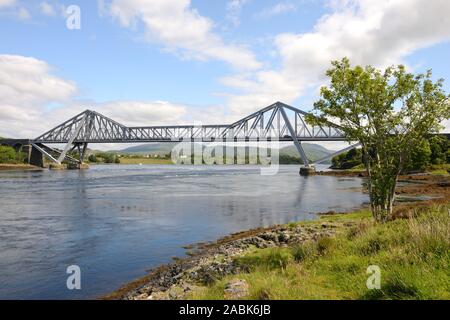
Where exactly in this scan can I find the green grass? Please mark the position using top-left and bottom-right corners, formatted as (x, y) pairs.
(189, 206), (450, 300)
(427, 164), (450, 175)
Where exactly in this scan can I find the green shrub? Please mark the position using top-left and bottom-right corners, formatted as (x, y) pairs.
(290, 242), (317, 262)
(88, 154), (97, 162)
(317, 237), (334, 255)
(0, 146), (19, 164)
(235, 248), (292, 271)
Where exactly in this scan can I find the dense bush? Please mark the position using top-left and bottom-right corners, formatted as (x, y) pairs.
(89, 152), (120, 164)
(429, 135), (449, 165)
(0, 146), (24, 164)
(331, 148), (363, 169)
(332, 136), (449, 171)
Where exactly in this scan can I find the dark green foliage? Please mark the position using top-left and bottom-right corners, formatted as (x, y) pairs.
(279, 154), (303, 164)
(0, 146), (17, 163)
(429, 135), (449, 165)
(332, 136), (449, 172)
(331, 148), (363, 169)
(0, 146), (26, 164)
(404, 139), (432, 172)
(90, 152), (120, 164)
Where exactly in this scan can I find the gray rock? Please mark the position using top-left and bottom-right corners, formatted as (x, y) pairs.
(224, 279), (249, 300)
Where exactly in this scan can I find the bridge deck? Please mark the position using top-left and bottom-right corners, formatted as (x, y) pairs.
(32, 102), (347, 144)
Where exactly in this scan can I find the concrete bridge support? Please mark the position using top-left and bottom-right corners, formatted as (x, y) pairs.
(29, 146), (45, 167)
(299, 166), (316, 176)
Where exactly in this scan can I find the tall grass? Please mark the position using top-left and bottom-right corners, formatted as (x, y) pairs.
(188, 205), (450, 300)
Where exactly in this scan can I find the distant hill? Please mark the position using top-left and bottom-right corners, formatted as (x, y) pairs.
(115, 143), (174, 155)
(279, 144), (333, 162)
(114, 142), (334, 163)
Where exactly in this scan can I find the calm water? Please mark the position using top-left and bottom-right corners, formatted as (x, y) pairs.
(0, 165), (367, 299)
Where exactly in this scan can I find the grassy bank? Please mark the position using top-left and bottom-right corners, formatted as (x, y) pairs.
(188, 205), (449, 300)
(427, 164), (450, 175)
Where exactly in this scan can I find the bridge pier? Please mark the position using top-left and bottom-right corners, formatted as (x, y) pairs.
(299, 166), (316, 176)
(72, 142), (88, 164)
(67, 162), (89, 170)
(29, 146), (45, 167)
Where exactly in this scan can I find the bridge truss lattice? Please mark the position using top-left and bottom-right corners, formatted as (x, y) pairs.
(32, 102), (355, 166)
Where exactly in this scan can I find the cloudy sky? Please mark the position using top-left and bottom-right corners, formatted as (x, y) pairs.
(0, 0), (449, 149)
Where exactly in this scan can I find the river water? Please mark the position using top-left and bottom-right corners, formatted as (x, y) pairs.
(0, 164), (368, 299)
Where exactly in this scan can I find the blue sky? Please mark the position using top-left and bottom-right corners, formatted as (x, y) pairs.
(0, 0), (449, 143)
(0, 0), (327, 106)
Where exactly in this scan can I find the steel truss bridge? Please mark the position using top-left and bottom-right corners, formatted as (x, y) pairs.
(19, 102), (360, 167)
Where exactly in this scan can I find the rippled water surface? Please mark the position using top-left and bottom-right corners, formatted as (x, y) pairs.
(0, 165), (368, 299)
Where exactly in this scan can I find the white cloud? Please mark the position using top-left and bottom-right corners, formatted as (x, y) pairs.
(98, 0), (106, 17)
(40, 1), (55, 16)
(254, 1), (297, 19)
(17, 7), (30, 20)
(226, 0), (248, 27)
(107, 0), (261, 70)
(2, 0), (449, 143)
(95, 101), (188, 126)
(0, 55), (77, 137)
(0, 0), (15, 8)
(0, 55), (211, 139)
(225, 0), (450, 116)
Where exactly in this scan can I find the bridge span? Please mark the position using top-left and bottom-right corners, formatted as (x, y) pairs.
(3, 102), (354, 168)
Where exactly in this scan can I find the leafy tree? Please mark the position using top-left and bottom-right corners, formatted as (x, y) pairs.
(429, 135), (447, 164)
(88, 154), (97, 163)
(308, 58), (450, 222)
(332, 148), (363, 169)
(94, 152), (116, 163)
(404, 139), (431, 172)
(0, 146), (18, 164)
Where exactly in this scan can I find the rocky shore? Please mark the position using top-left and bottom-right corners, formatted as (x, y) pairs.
(103, 172), (449, 300)
(104, 219), (351, 300)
